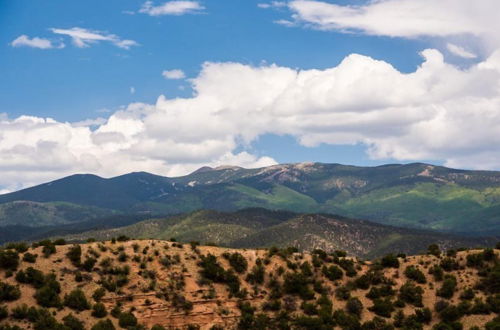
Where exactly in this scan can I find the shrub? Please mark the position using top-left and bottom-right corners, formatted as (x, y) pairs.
(226, 252), (248, 273)
(479, 264), (500, 294)
(62, 314), (85, 330)
(437, 276), (457, 299)
(93, 287), (106, 302)
(11, 304), (28, 319)
(368, 298), (394, 318)
(116, 235), (129, 242)
(413, 308), (432, 324)
(293, 316), (325, 329)
(486, 316), (500, 330)
(246, 261), (265, 285)
(439, 305), (462, 323)
(118, 312), (137, 328)
(346, 297), (363, 317)
(380, 254), (399, 268)
(82, 257), (97, 272)
(0, 250), (19, 270)
(32, 312), (68, 330)
(362, 316), (394, 330)
(64, 289), (90, 311)
(334, 309), (361, 329)
(0, 282), (21, 302)
(440, 258), (459, 272)
(39, 241), (56, 258)
(322, 265), (343, 281)
(91, 319), (116, 330)
(428, 244), (441, 257)
(466, 253), (485, 268)
(399, 281), (423, 307)
(22, 252), (37, 263)
(199, 254), (226, 282)
(429, 265), (444, 281)
(283, 272), (314, 300)
(224, 270), (241, 295)
(459, 288), (475, 300)
(151, 326), (166, 330)
(66, 245), (82, 266)
(301, 301), (318, 315)
(405, 266), (427, 284)
(5, 243), (28, 253)
(92, 303), (108, 318)
(335, 286), (351, 300)
(355, 274), (372, 290)
(366, 285), (395, 300)
(0, 305), (7, 320)
(15, 267), (45, 288)
(34, 280), (61, 308)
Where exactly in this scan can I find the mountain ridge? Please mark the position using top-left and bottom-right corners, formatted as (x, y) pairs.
(1, 162), (500, 235)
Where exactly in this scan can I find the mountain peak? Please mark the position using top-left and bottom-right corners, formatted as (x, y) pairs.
(213, 165), (244, 171)
(189, 166), (214, 175)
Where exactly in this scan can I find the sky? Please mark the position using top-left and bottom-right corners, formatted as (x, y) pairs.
(0, 0), (499, 192)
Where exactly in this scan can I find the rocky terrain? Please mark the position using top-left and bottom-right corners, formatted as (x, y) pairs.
(0, 238), (499, 329)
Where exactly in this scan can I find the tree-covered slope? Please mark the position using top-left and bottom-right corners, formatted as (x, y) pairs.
(0, 201), (115, 227)
(62, 209), (497, 258)
(1, 162), (500, 234)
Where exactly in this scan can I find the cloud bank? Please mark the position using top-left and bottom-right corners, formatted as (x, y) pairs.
(2, 48), (500, 191)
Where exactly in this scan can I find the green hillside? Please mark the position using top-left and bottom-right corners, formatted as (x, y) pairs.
(1, 162), (500, 234)
(0, 201), (115, 227)
(61, 209), (497, 258)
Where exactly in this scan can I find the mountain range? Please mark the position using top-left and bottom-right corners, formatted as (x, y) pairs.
(1, 162), (500, 237)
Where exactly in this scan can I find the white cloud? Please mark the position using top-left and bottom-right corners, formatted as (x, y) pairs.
(285, 0), (500, 55)
(130, 87), (136, 94)
(139, 1), (204, 16)
(274, 19), (296, 27)
(162, 69), (186, 79)
(258, 1), (286, 9)
(287, 0), (495, 37)
(50, 27), (138, 49)
(447, 43), (477, 59)
(2, 48), (500, 190)
(11, 35), (64, 49)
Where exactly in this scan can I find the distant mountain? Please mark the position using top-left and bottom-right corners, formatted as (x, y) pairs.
(1, 162), (500, 234)
(61, 208), (497, 258)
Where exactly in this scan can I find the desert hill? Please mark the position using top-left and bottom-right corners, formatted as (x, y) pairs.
(0, 239), (499, 329)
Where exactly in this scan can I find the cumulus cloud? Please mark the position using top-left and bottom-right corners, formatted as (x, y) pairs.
(11, 35), (64, 49)
(51, 27), (138, 49)
(139, 1), (204, 16)
(2, 48), (500, 190)
(162, 69), (186, 79)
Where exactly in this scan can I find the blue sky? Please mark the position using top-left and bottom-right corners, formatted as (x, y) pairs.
(1, 0), (425, 121)
(0, 0), (498, 190)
